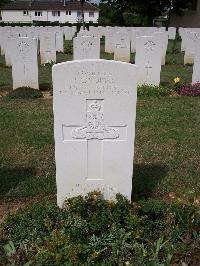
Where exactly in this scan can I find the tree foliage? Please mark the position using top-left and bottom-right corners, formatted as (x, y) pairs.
(99, 0), (196, 26)
(0, 0), (10, 7)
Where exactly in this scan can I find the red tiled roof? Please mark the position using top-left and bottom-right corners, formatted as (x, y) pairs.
(0, 1), (98, 11)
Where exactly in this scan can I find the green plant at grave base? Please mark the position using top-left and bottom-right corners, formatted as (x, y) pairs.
(137, 85), (171, 97)
(1, 192), (200, 265)
(5, 87), (43, 100)
(41, 61), (55, 68)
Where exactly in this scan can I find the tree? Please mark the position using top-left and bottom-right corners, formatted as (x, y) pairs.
(99, 0), (195, 26)
(0, 0), (10, 7)
(80, 0), (86, 29)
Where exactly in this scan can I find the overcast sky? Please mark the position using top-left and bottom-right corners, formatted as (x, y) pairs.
(91, 0), (100, 4)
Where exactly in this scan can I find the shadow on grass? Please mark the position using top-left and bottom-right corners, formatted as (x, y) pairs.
(132, 163), (169, 201)
(39, 83), (52, 91)
(0, 166), (37, 199)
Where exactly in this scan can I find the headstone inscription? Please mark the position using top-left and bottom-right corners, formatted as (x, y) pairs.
(135, 36), (162, 86)
(114, 32), (130, 63)
(40, 32), (56, 64)
(73, 36), (100, 60)
(11, 37), (39, 90)
(53, 59), (138, 207)
(184, 32), (200, 65)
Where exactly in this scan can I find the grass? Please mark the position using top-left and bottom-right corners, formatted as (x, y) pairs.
(0, 38), (199, 201)
(0, 97), (199, 202)
(0, 36), (199, 264)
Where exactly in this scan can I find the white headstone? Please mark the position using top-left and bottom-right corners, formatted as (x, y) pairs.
(40, 32), (56, 64)
(105, 33), (115, 53)
(4, 31), (15, 67)
(154, 31), (168, 65)
(53, 59), (138, 208)
(135, 36), (162, 86)
(114, 32), (130, 63)
(184, 32), (200, 65)
(73, 36), (100, 60)
(168, 27), (176, 40)
(64, 26), (74, 40)
(12, 37), (39, 90)
(130, 30), (140, 53)
(192, 45), (200, 84)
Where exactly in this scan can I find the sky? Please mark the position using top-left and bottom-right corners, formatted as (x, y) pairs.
(91, 0), (100, 4)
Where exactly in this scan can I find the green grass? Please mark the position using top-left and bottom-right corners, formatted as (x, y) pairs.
(0, 38), (199, 201)
(0, 97), (199, 202)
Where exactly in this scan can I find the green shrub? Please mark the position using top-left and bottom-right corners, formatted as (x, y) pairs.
(138, 84), (171, 97)
(5, 87), (43, 100)
(1, 192), (200, 265)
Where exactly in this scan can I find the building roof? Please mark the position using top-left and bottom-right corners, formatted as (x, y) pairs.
(0, 1), (98, 11)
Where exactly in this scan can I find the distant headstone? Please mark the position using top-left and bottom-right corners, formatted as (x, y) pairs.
(105, 33), (115, 53)
(154, 31), (168, 65)
(73, 36), (100, 60)
(4, 31), (14, 67)
(12, 37), (39, 90)
(114, 32), (130, 63)
(135, 36), (162, 86)
(192, 45), (200, 84)
(130, 30), (140, 53)
(184, 32), (200, 65)
(40, 32), (56, 64)
(53, 59), (138, 207)
(64, 26), (74, 40)
(168, 27), (176, 40)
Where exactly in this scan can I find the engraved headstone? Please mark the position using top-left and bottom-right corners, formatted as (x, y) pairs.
(192, 45), (200, 84)
(40, 32), (56, 64)
(114, 32), (130, 63)
(64, 26), (75, 40)
(73, 36), (100, 60)
(11, 37), (39, 90)
(154, 31), (168, 65)
(130, 30), (140, 53)
(53, 60), (138, 207)
(4, 31), (14, 67)
(184, 32), (200, 65)
(135, 36), (162, 86)
(168, 27), (176, 40)
(105, 32), (115, 53)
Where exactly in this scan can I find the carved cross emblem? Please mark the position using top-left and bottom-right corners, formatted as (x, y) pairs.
(72, 100), (119, 140)
(144, 41), (156, 51)
(62, 100), (127, 180)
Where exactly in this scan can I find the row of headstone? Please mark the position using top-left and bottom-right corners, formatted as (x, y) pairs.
(0, 26), (77, 89)
(0, 26), (177, 90)
(74, 27), (169, 85)
(0, 26), (77, 64)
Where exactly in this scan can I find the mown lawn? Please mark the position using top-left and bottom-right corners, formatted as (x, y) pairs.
(0, 96), (200, 202)
(0, 38), (198, 203)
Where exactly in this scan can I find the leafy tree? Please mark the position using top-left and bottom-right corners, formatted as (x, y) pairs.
(99, 0), (195, 26)
(0, 0), (10, 7)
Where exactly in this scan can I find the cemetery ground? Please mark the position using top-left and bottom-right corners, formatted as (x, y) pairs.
(0, 38), (200, 264)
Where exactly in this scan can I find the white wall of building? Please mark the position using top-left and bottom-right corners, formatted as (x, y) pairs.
(1, 10), (99, 23)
